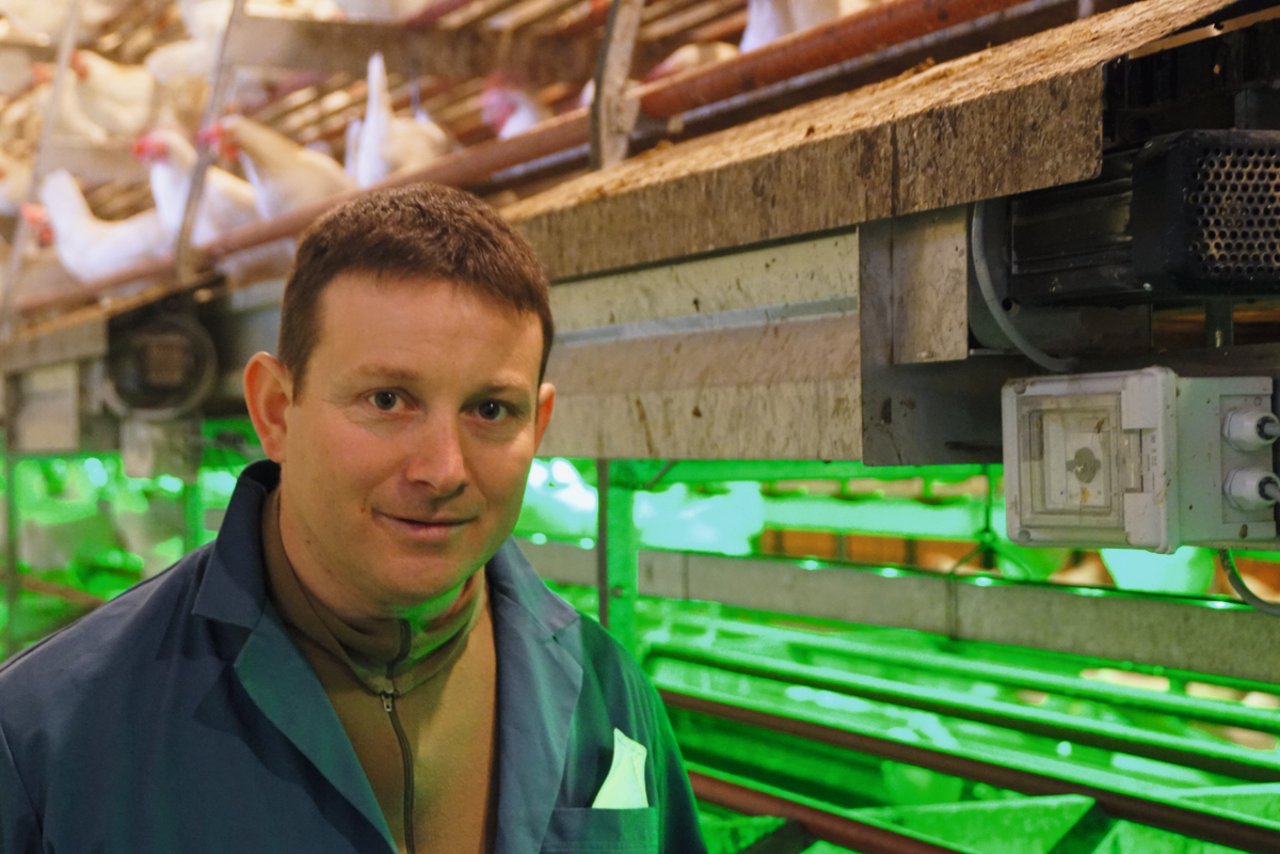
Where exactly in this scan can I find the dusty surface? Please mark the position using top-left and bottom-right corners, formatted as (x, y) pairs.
(506, 0), (1235, 279)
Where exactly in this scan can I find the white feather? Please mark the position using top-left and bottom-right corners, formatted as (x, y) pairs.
(218, 114), (355, 220)
(37, 169), (169, 282)
(353, 52), (450, 188)
(73, 51), (155, 138)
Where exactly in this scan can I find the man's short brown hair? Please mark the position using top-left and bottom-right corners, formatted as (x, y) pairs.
(279, 183), (554, 395)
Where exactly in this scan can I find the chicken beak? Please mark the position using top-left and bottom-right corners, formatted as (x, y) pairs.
(131, 135), (161, 162)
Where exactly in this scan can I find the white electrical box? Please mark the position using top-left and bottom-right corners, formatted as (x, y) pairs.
(1002, 367), (1279, 552)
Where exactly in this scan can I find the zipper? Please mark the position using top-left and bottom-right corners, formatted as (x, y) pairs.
(383, 620), (415, 854)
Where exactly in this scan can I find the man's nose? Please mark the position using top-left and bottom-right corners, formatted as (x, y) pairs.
(403, 416), (468, 496)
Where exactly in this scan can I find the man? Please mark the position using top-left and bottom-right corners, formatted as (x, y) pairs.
(0, 184), (707, 853)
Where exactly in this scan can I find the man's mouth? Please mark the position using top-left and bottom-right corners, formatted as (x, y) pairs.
(376, 511), (474, 539)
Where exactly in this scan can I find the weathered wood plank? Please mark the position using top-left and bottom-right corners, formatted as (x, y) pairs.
(551, 232), (857, 331)
(541, 313), (861, 459)
(507, 0), (1235, 280)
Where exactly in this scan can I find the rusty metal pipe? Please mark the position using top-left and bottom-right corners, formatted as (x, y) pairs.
(638, 0), (1035, 118)
(14, 256), (176, 317)
(404, 0), (476, 28)
(12, 110), (591, 322)
(664, 690), (1280, 852)
(203, 109), (591, 262)
(12, 0), (1053, 320)
(689, 771), (960, 853)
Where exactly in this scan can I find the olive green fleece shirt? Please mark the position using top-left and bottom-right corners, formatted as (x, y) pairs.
(261, 490), (498, 853)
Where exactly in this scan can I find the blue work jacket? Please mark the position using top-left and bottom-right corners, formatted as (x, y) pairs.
(0, 461), (706, 853)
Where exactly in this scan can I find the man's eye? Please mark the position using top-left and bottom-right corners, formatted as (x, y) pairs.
(476, 400), (507, 421)
(370, 391), (399, 411)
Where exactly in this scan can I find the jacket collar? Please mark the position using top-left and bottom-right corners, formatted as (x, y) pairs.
(486, 541), (586, 854)
(191, 459), (279, 629)
(190, 460), (394, 850)
(191, 461), (589, 853)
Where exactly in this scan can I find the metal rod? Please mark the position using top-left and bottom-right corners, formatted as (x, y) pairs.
(1204, 299), (1235, 349)
(596, 458), (639, 655)
(4, 0), (1083, 322)
(404, 0), (476, 27)
(3, 378), (20, 659)
(175, 0), (249, 283)
(666, 690), (1280, 851)
(637, 0), (1038, 118)
(0, 0), (88, 342)
(689, 770), (961, 854)
(681, 616), (1280, 735)
(651, 643), (1280, 781)
(589, 0), (646, 169)
(596, 457), (611, 629)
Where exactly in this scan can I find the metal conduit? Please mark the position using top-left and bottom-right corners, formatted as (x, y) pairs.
(653, 617), (1280, 734)
(664, 689), (1280, 852)
(650, 644), (1280, 782)
(404, 0), (476, 27)
(636, 0), (1039, 118)
(689, 770), (962, 854)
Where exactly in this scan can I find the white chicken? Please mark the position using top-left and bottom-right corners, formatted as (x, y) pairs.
(349, 52), (451, 188)
(0, 0), (132, 43)
(31, 61), (110, 145)
(134, 128), (294, 283)
(0, 148), (33, 216)
(70, 50), (156, 138)
(133, 129), (257, 244)
(643, 41), (739, 81)
(740, 0), (870, 53)
(739, 0), (794, 54)
(480, 77), (552, 140)
(201, 114), (355, 220)
(30, 169), (169, 283)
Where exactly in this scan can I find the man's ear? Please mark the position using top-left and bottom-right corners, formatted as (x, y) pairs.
(533, 382), (556, 450)
(243, 352), (293, 463)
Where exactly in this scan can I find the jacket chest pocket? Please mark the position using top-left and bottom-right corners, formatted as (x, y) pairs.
(541, 806), (659, 852)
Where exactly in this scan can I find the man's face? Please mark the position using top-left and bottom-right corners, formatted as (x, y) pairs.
(261, 272), (554, 620)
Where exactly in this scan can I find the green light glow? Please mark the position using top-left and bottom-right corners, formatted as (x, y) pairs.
(1101, 546), (1217, 596)
(5, 435), (1280, 850)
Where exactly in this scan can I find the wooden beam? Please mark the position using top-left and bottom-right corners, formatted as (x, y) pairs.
(505, 0), (1235, 281)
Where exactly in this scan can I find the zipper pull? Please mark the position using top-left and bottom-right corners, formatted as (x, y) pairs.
(381, 692), (394, 713)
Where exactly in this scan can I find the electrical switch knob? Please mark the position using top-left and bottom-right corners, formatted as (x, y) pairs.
(1223, 407), (1280, 451)
(1224, 468), (1280, 512)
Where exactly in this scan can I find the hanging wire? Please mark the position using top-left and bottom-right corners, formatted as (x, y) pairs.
(1219, 549), (1280, 617)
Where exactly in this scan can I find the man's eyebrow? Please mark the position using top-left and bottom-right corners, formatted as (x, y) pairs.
(347, 365), (421, 384)
(344, 368), (534, 398)
(474, 382), (535, 400)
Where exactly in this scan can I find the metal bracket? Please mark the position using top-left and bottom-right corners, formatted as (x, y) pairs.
(589, 0), (645, 170)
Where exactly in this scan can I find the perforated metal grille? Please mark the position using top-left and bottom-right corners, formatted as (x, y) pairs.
(1190, 145), (1280, 280)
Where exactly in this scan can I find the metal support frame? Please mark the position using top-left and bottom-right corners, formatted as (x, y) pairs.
(588, 0), (645, 169)
(859, 208), (1031, 465)
(595, 460), (639, 655)
(174, 0), (248, 285)
(2, 376), (19, 659)
(0, 0), (86, 342)
(524, 540), (1280, 685)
